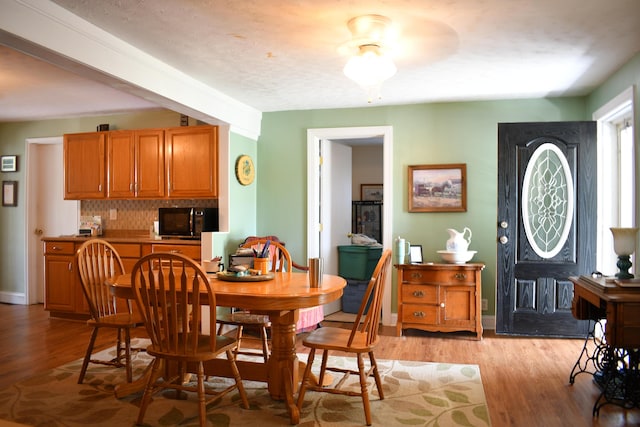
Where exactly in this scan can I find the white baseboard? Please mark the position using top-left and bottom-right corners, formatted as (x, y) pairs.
(482, 315), (496, 331)
(0, 291), (27, 305)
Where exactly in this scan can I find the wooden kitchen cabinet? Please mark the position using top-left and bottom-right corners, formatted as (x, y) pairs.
(64, 132), (106, 199)
(396, 263), (485, 340)
(165, 125), (218, 198)
(43, 241), (87, 316)
(64, 125), (218, 200)
(107, 129), (165, 198)
(43, 237), (202, 319)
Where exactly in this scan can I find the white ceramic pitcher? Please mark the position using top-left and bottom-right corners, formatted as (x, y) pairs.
(445, 227), (472, 252)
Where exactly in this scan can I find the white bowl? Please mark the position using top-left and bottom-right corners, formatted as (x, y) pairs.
(437, 250), (477, 264)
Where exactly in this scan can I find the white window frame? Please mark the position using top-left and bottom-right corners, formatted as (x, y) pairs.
(593, 86), (636, 276)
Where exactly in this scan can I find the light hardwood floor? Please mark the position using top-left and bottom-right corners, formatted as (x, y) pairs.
(0, 303), (638, 427)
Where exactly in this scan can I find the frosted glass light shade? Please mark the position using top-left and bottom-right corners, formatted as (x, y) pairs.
(610, 227), (638, 255)
(344, 45), (396, 101)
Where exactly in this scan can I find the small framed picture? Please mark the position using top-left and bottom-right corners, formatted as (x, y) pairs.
(3, 181), (17, 207)
(409, 245), (423, 264)
(1, 155), (17, 172)
(408, 163), (467, 212)
(361, 184), (383, 201)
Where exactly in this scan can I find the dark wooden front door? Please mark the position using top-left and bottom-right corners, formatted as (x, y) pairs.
(496, 122), (596, 337)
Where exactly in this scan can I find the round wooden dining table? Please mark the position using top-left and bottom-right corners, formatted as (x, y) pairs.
(111, 270), (346, 424)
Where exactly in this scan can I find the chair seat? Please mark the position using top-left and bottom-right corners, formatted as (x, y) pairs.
(217, 311), (270, 326)
(146, 334), (238, 363)
(302, 326), (376, 353)
(87, 312), (144, 328)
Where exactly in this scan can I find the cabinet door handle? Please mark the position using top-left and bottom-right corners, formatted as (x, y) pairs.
(68, 262), (72, 272)
(440, 302), (445, 308)
(412, 290), (424, 298)
(413, 311), (425, 318)
(454, 273), (467, 280)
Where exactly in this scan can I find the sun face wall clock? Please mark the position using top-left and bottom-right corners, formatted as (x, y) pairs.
(235, 154), (255, 186)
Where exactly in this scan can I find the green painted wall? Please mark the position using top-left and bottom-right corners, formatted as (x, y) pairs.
(258, 98), (588, 315)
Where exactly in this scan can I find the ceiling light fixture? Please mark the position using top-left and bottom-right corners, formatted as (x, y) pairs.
(342, 14), (397, 103)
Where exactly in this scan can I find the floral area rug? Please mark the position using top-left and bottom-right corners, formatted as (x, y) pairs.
(0, 339), (491, 426)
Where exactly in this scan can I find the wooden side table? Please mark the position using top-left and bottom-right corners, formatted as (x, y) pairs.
(569, 275), (640, 414)
(395, 263), (485, 340)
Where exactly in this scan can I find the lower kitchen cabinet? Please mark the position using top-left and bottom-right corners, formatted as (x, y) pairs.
(43, 238), (201, 319)
(396, 262), (485, 340)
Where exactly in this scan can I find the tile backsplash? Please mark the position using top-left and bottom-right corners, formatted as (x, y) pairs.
(81, 199), (217, 231)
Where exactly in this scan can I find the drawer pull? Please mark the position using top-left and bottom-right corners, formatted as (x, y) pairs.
(412, 290), (424, 298)
(440, 303), (445, 308)
(410, 272), (423, 279)
(52, 246), (63, 251)
(170, 250), (182, 254)
(413, 311), (425, 318)
(454, 273), (467, 280)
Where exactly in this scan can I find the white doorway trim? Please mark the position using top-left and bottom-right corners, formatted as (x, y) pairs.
(307, 126), (394, 326)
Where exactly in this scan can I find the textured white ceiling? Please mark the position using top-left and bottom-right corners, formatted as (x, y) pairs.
(1, 0), (639, 121)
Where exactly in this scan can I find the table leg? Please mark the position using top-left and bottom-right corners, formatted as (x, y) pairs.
(569, 319), (607, 385)
(267, 309), (300, 423)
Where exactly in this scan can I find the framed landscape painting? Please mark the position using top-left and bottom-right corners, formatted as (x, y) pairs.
(408, 163), (466, 212)
(361, 184), (383, 201)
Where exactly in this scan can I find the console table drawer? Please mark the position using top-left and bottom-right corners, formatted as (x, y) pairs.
(401, 304), (438, 324)
(402, 285), (438, 303)
(401, 269), (476, 284)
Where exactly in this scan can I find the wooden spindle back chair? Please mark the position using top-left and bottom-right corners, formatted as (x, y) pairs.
(76, 238), (143, 384)
(296, 249), (392, 426)
(131, 252), (249, 427)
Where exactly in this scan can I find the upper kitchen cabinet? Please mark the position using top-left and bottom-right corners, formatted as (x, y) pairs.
(108, 129), (165, 199)
(64, 132), (106, 199)
(64, 125), (219, 200)
(165, 125), (218, 198)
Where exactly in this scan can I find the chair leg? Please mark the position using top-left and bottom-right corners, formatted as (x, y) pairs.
(226, 349), (250, 409)
(137, 357), (162, 426)
(78, 327), (99, 384)
(369, 351), (384, 400)
(124, 327), (132, 382)
(260, 326), (269, 362)
(356, 354), (372, 426)
(296, 348), (316, 410)
(196, 362), (206, 427)
(234, 325), (244, 357)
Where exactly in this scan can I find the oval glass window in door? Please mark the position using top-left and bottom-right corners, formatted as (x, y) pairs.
(522, 143), (574, 258)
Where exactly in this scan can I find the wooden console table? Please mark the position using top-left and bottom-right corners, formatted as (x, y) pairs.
(569, 275), (640, 414)
(395, 263), (484, 340)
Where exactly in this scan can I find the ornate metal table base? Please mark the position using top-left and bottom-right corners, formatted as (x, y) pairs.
(569, 320), (640, 415)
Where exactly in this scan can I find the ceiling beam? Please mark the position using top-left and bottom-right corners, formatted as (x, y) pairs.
(0, 0), (262, 140)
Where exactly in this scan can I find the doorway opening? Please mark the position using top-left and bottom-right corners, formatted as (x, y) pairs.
(307, 126), (393, 325)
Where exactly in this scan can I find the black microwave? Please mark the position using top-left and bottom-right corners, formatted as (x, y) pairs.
(158, 207), (218, 238)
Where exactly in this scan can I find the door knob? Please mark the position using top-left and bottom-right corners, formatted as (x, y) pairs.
(499, 236), (508, 244)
